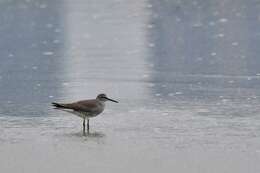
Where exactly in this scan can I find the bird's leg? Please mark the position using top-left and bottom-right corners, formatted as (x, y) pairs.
(83, 118), (86, 136)
(87, 119), (90, 134)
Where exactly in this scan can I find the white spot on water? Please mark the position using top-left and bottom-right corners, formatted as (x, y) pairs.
(176, 17), (181, 22)
(43, 52), (54, 56)
(147, 4), (153, 8)
(92, 14), (99, 19)
(32, 66), (38, 70)
(53, 40), (60, 44)
(211, 52), (217, 56)
(62, 82), (69, 86)
(196, 57), (203, 61)
(155, 93), (161, 96)
(48, 95), (54, 98)
(142, 74), (149, 78)
(148, 43), (155, 47)
(241, 55), (246, 59)
(209, 21), (215, 26)
(236, 12), (242, 17)
(192, 23), (203, 27)
(175, 92), (182, 95)
(221, 99), (229, 103)
(23, 65), (28, 69)
(54, 28), (61, 33)
(148, 63), (154, 67)
(37, 83), (41, 87)
(162, 112), (169, 116)
(219, 18), (228, 23)
(217, 33), (225, 38)
(8, 54), (14, 57)
(231, 42), (239, 46)
(197, 109), (209, 113)
(146, 24), (154, 29)
(168, 93), (174, 97)
(31, 43), (37, 48)
(46, 24), (53, 28)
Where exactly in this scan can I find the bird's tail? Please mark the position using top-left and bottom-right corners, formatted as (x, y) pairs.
(52, 102), (67, 109)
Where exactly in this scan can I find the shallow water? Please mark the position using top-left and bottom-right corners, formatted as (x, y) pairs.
(0, 0), (260, 172)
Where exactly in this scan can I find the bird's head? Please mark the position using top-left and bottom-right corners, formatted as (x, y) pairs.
(97, 94), (118, 103)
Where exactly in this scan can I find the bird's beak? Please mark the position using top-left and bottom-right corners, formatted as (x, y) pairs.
(105, 97), (118, 103)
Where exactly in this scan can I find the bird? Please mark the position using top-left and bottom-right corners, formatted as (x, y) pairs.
(52, 93), (118, 135)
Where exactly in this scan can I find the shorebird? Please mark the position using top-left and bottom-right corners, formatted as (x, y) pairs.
(52, 93), (118, 135)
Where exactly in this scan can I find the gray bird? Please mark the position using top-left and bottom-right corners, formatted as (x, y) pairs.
(52, 93), (118, 135)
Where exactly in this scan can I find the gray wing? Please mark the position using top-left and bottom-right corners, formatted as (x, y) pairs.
(52, 99), (98, 113)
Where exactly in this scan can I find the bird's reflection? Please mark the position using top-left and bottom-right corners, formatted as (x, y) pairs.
(85, 131), (106, 138)
(65, 131), (106, 139)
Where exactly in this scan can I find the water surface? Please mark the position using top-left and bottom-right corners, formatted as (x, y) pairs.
(0, 0), (260, 172)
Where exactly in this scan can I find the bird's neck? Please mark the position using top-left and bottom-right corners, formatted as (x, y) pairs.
(98, 100), (105, 106)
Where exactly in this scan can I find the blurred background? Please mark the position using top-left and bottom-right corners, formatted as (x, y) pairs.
(0, 0), (260, 172)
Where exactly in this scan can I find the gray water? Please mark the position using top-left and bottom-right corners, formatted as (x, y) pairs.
(0, 0), (260, 172)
